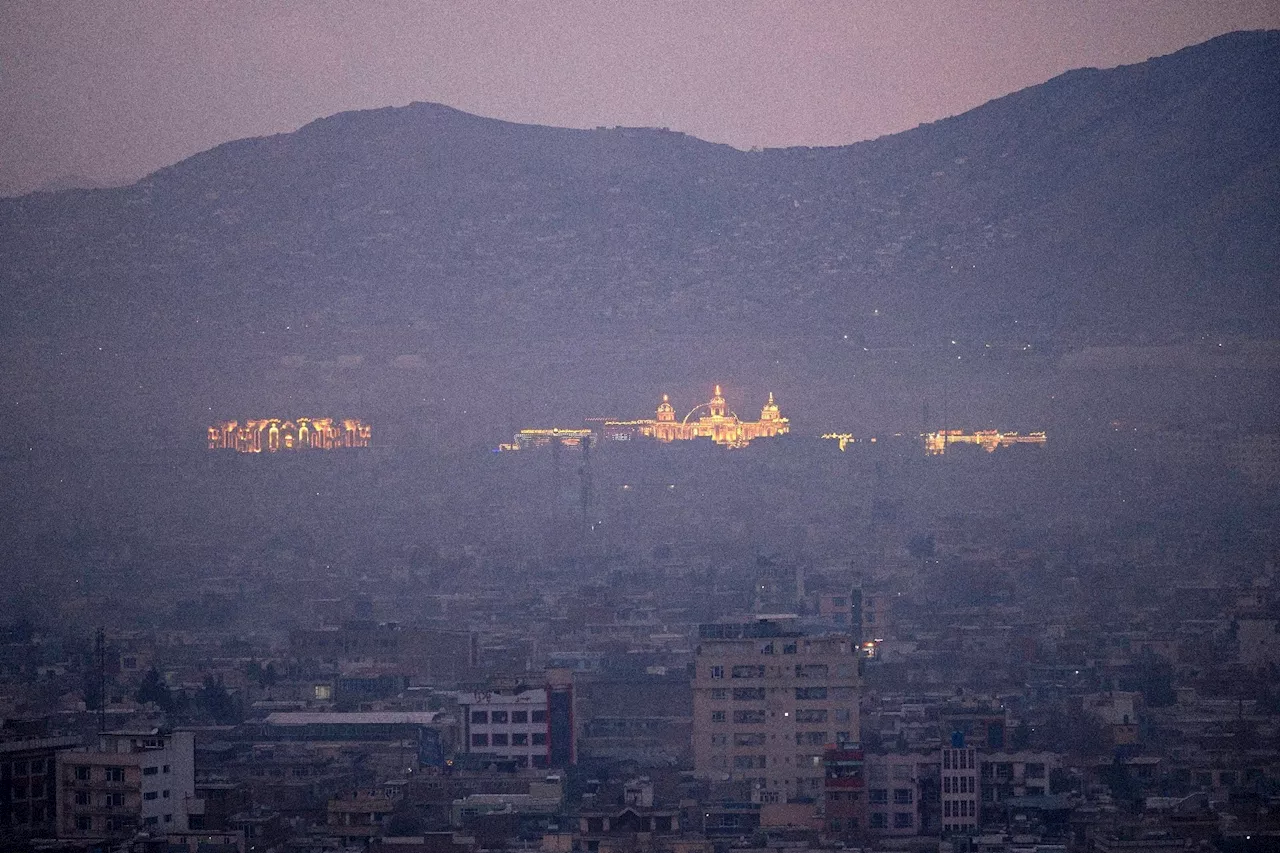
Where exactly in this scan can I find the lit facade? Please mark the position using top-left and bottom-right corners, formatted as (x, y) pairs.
(497, 428), (595, 453)
(207, 418), (371, 452)
(692, 618), (859, 803)
(599, 386), (788, 448)
(501, 386), (789, 450)
(924, 430), (1046, 455)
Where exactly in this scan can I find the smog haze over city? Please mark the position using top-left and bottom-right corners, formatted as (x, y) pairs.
(1, 3), (1279, 852)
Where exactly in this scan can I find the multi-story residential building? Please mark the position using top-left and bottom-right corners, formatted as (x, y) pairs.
(692, 617), (860, 803)
(460, 673), (575, 769)
(940, 744), (978, 835)
(978, 750), (1058, 824)
(56, 729), (197, 841)
(0, 734), (79, 846)
(821, 744), (865, 842)
(864, 749), (935, 838)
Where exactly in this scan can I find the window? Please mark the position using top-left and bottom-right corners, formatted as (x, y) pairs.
(531, 710), (547, 723)
(894, 812), (914, 829)
(711, 711), (726, 723)
(75, 791), (90, 805)
(512, 733), (528, 746)
(893, 788), (913, 805)
(162, 790), (170, 799)
(732, 710), (765, 724)
(143, 766), (159, 776)
(162, 765), (170, 774)
(105, 768), (124, 783)
(795, 687), (828, 700)
(1026, 763), (1045, 779)
(782, 643), (797, 654)
(471, 710), (487, 724)
(797, 731), (827, 745)
(870, 812), (887, 829)
(731, 665), (765, 679)
(471, 734), (488, 747)
(734, 733), (766, 746)
(710, 734), (728, 746)
(144, 791), (158, 801)
(834, 708), (851, 722)
(491, 711), (508, 724)
(74, 766), (91, 781)
(709, 665), (725, 679)
(531, 733), (546, 746)
(732, 687), (765, 701)
(795, 664), (829, 678)
(511, 711), (528, 724)
(710, 689), (727, 700)
(102, 792), (124, 807)
(144, 816), (158, 826)
(164, 814), (172, 823)
(796, 709), (827, 723)
(491, 733), (509, 746)
(732, 755), (766, 769)
(76, 816), (92, 831)
(868, 789), (888, 804)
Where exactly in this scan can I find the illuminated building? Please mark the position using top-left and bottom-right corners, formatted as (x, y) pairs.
(501, 386), (789, 450)
(497, 428), (595, 453)
(822, 433), (856, 451)
(924, 430), (1045, 455)
(610, 386), (788, 448)
(207, 418), (371, 452)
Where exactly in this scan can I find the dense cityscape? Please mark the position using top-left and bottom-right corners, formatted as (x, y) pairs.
(2, 9), (1279, 853)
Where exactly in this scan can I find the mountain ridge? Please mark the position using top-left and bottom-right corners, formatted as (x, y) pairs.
(1, 30), (1277, 447)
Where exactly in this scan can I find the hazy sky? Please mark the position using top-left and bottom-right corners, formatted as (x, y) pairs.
(2, 0), (1278, 192)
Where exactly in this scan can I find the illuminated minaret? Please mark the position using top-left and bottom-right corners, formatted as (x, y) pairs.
(656, 394), (676, 422)
(710, 384), (727, 418)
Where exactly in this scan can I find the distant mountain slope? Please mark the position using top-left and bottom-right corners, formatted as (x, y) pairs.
(0, 31), (1277, 445)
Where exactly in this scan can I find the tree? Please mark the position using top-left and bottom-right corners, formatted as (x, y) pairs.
(196, 676), (239, 724)
(906, 533), (936, 570)
(135, 667), (172, 712)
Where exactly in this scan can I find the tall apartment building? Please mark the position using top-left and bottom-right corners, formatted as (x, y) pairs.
(56, 729), (197, 841)
(692, 617), (859, 803)
(940, 743), (978, 835)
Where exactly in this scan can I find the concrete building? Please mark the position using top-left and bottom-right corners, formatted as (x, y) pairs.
(692, 617), (859, 803)
(864, 749), (932, 837)
(460, 688), (551, 769)
(0, 734), (79, 846)
(941, 744), (979, 835)
(459, 674), (574, 769)
(56, 729), (198, 841)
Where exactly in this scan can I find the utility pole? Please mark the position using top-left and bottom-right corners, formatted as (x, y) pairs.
(94, 627), (106, 733)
